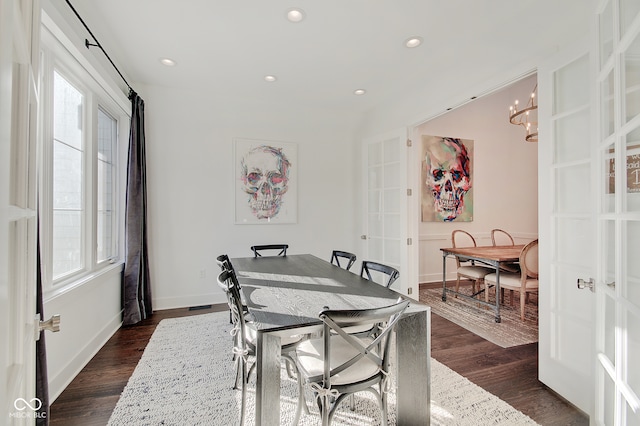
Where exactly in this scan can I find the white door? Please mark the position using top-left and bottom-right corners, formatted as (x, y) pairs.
(1, 0), (41, 422)
(594, 0), (640, 423)
(361, 129), (416, 297)
(537, 36), (596, 417)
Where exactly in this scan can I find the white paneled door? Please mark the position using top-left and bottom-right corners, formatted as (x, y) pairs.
(539, 1), (640, 423)
(361, 129), (414, 296)
(1, 0), (40, 423)
(538, 39), (596, 417)
(594, 0), (640, 423)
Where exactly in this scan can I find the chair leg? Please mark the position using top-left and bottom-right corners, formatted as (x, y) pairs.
(455, 276), (461, 297)
(520, 292), (526, 321)
(240, 360), (247, 426)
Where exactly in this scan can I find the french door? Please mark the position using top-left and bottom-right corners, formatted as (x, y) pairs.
(594, 0), (640, 423)
(538, 39), (596, 416)
(361, 129), (416, 297)
(539, 1), (640, 423)
(0, 0), (40, 422)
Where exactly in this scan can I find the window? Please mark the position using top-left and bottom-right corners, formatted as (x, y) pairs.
(41, 24), (129, 292)
(52, 71), (84, 278)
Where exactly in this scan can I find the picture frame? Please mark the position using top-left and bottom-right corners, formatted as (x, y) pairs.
(234, 138), (298, 224)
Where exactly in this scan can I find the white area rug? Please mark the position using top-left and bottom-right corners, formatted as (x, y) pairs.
(108, 312), (538, 425)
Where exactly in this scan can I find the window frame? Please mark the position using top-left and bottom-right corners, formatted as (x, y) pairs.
(40, 22), (129, 296)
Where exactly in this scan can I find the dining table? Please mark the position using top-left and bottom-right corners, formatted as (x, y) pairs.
(230, 254), (431, 426)
(440, 245), (525, 323)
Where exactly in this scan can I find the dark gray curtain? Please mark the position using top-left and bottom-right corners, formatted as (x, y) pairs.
(36, 220), (49, 425)
(122, 91), (152, 326)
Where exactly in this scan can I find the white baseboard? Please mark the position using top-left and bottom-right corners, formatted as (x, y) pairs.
(49, 310), (123, 403)
(153, 293), (227, 311)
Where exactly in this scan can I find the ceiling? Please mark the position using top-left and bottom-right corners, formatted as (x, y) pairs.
(62, 0), (590, 115)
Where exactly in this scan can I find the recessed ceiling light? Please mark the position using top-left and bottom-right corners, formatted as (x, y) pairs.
(404, 36), (423, 48)
(264, 75), (277, 82)
(286, 8), (306, 23)
(159, 58), (176, 66)
(353, 89), (366, 95)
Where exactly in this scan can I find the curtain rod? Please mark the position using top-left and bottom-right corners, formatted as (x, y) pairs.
(64, 0), (136, 98)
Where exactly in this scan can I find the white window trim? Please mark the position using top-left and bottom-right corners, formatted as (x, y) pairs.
(40, 15), (130, 297)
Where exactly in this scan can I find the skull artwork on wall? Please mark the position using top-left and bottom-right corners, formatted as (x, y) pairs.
(235, 139), (297, 224)
(421, 135), (473, 222)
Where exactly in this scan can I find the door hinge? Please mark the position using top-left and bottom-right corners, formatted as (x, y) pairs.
(407, 238), (412, 245)
(406, 139), (412, 147)
(407, 188), (412, 196)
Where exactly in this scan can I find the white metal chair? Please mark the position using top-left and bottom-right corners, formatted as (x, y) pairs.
(217, 269), (304, 424)
(293, 298), (410, 426)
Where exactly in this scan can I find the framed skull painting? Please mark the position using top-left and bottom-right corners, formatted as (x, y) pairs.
(234, 138), (297, 224)
(420, 135), (474, 222)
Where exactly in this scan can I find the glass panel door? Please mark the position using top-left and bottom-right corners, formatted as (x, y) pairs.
(595, 1), (640, 424)
(362, 129), (409, 294)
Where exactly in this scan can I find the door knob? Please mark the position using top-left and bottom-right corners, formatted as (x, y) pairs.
(577, 278), (595, 293)
(35, 314), (61, 340)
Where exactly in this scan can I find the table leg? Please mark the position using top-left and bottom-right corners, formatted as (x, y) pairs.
(396, 309), (431, 425)
(494, 266), (502, 323)
(441, 252), (447, 301)
(255, 332), (282, 425)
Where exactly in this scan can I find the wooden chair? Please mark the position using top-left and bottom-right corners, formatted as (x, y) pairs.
(451, 230), (493, 295)
(217, 269), (304, 425)
(293, 298), (410, 426)
(330, 250), (357, 271)
(250, 244), (288, 257)
(360, 260), (399, 289)
(491, 228), (515, 246)
(491, 229), (520, 273)
(484, 239), (539, 321)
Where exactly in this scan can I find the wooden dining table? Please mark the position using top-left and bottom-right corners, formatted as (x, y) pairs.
(230, 254), (431, 426)
(440, 245), (525, 323)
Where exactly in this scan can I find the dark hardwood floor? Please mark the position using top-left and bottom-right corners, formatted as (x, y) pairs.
(50, 287), (588, 425)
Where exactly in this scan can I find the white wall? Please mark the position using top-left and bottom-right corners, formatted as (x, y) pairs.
(142, 85), (363, 309)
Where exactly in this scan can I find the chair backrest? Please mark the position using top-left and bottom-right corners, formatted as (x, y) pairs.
(318, 299), (410, 386)
(251, 244), (288, 258)
(520, 239), (539, 280)
(360, 261), (400, 289)
(330, 250), (357, 271)
(217, 269), (252, 350)
(216, 254), (234, 272)
(491, 229), (515, 246)
(451, 230), (477, 267)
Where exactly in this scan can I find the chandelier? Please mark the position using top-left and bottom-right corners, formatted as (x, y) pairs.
(509, 84), (538, 142)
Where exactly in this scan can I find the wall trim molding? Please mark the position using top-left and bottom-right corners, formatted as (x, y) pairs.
(49, 310), (122, 402)
(153, 293), (227, 311)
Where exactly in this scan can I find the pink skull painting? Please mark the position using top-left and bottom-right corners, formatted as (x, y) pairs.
(240, 145), (291, 219)
(422, 136), (473, 222)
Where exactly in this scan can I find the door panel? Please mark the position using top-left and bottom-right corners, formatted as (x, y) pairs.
(362, 129), (409, 294)
(539, 44), (595, 415)
(595, 0), (640, 423)
(1, 0), (40, 422)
